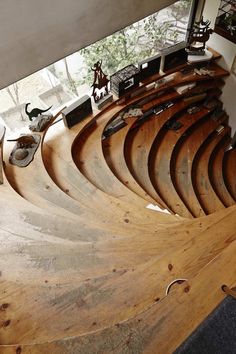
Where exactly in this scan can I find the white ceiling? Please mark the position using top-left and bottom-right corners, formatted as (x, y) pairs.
(0, 0), (176, 89)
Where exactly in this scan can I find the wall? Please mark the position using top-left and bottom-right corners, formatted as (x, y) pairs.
(0, 0), (176, 90)
(203, 0), (236, 133)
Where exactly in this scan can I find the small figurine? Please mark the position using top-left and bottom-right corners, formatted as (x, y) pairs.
(187, 106), (201, 115)
(25, 103), (52, 121)
(188, 17), (213, 54)
(8, 134), (41, 167)
(91, 60), (109, 103)
(7, 135), (36, 148)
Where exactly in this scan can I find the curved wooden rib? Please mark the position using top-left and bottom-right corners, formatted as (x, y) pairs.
(42, 112), (179, 226)
(173, 113), (228, 217)
(4, 131), (83, 220)
(5, 120), (175, 238)
(124, 94), (183, 209)
(124, 79), (226, 211)
(209, 134), (235, 207)
(71, 74), (217, 212)
(72, 108), (151, 209)
(43, 114), (143, 219)
(1, 62), (235, 354)
(149, 108), (212, 218)
(121, 62), (228, 108)
(44, 96), (173, 215)
(192, 127), (230, 214)
(102, 116), (157, 205)
(222, 148), (236, 201)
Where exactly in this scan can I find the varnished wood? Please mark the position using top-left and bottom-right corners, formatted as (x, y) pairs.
(124, 92), (181, 208)
(209, 134), (235, 207)
(1, 193), (236, 350)
(41, 110), (179, 225)
(149, 107), (212, 217)
(0, 62), (234, 354)
(5, 118), (176, 234)
(223, 148), (236, 201)
(173, 113), (228, 217)
(102, 117), (157, 205)
(192, 127), (229, 214)
(72, 108), (151, 208)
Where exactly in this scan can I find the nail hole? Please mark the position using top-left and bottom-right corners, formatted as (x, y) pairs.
(0, 303), (9, 310)
(184, 285), (190, 293)
(3, 319), (11, 327)
(168, 264), (173, 271)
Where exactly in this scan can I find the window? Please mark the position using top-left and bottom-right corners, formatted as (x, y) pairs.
(0, 0), (196, 131)
(214, 0), (236, 43)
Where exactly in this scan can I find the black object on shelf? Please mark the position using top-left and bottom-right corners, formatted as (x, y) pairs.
(164, 120), (183, 131)
(231, 130), (236, 148)
(210, 107), (225, 122)
(162, 41), (188, 72)
(62, 95), (92, 128)
(102, 119), (126, 139)
(132, 101), (174, 130)
(138, 54), (161, 81)
(110, 65), (140, 97)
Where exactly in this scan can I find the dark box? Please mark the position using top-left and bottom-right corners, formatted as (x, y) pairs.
(110, 64), (140, 97)
(138, 54), (161, 81)
(162, 41), (188, 72)
(62, 95), (92, 128)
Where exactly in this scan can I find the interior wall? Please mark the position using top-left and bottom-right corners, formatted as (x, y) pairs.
(203, 0), (236, 133)
(0, 0), (176, 90)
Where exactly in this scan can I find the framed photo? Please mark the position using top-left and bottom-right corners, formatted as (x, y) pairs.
(214, 0), (236, 43)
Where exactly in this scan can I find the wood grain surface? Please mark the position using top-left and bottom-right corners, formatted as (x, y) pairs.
(0, 62), (234, 354)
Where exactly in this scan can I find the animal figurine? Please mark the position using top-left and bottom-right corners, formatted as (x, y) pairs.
(188, 17), (213, 52)
(25, 103), (52, 121)
(91, 60), (109, 103)
(7, 135), (36, 148)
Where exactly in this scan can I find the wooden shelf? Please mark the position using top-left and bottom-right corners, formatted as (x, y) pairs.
(1, 61), (236, 354)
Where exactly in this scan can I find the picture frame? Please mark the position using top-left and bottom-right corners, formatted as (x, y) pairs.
(214, 0), (236, 44)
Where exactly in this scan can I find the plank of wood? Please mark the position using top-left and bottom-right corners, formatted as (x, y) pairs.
(209, 134), (235, 207)
(102, 117), (158, 205)
(0, 63), (233, 354)
(192, 127), (230, 214)
(44, 101), (168, 221)
(124, 94), (182, 208)
(118, 62), (228, 109)
(44, 93), (175, 217)
(1, 211), (236, 351)
(44, 114), (140, 218)
(4, 117), (177, 235)
(222, 148), (236, 201)
(41, 110), (184, 225)
(72, 108), (151, 209)
(124, 78), (226, 211)
(149, 108), (212, 217)
(173, 113), (228, 217)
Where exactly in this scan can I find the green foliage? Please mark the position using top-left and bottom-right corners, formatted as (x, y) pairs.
(80, 25), (144, 84)
(79, 0), (191, 86)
